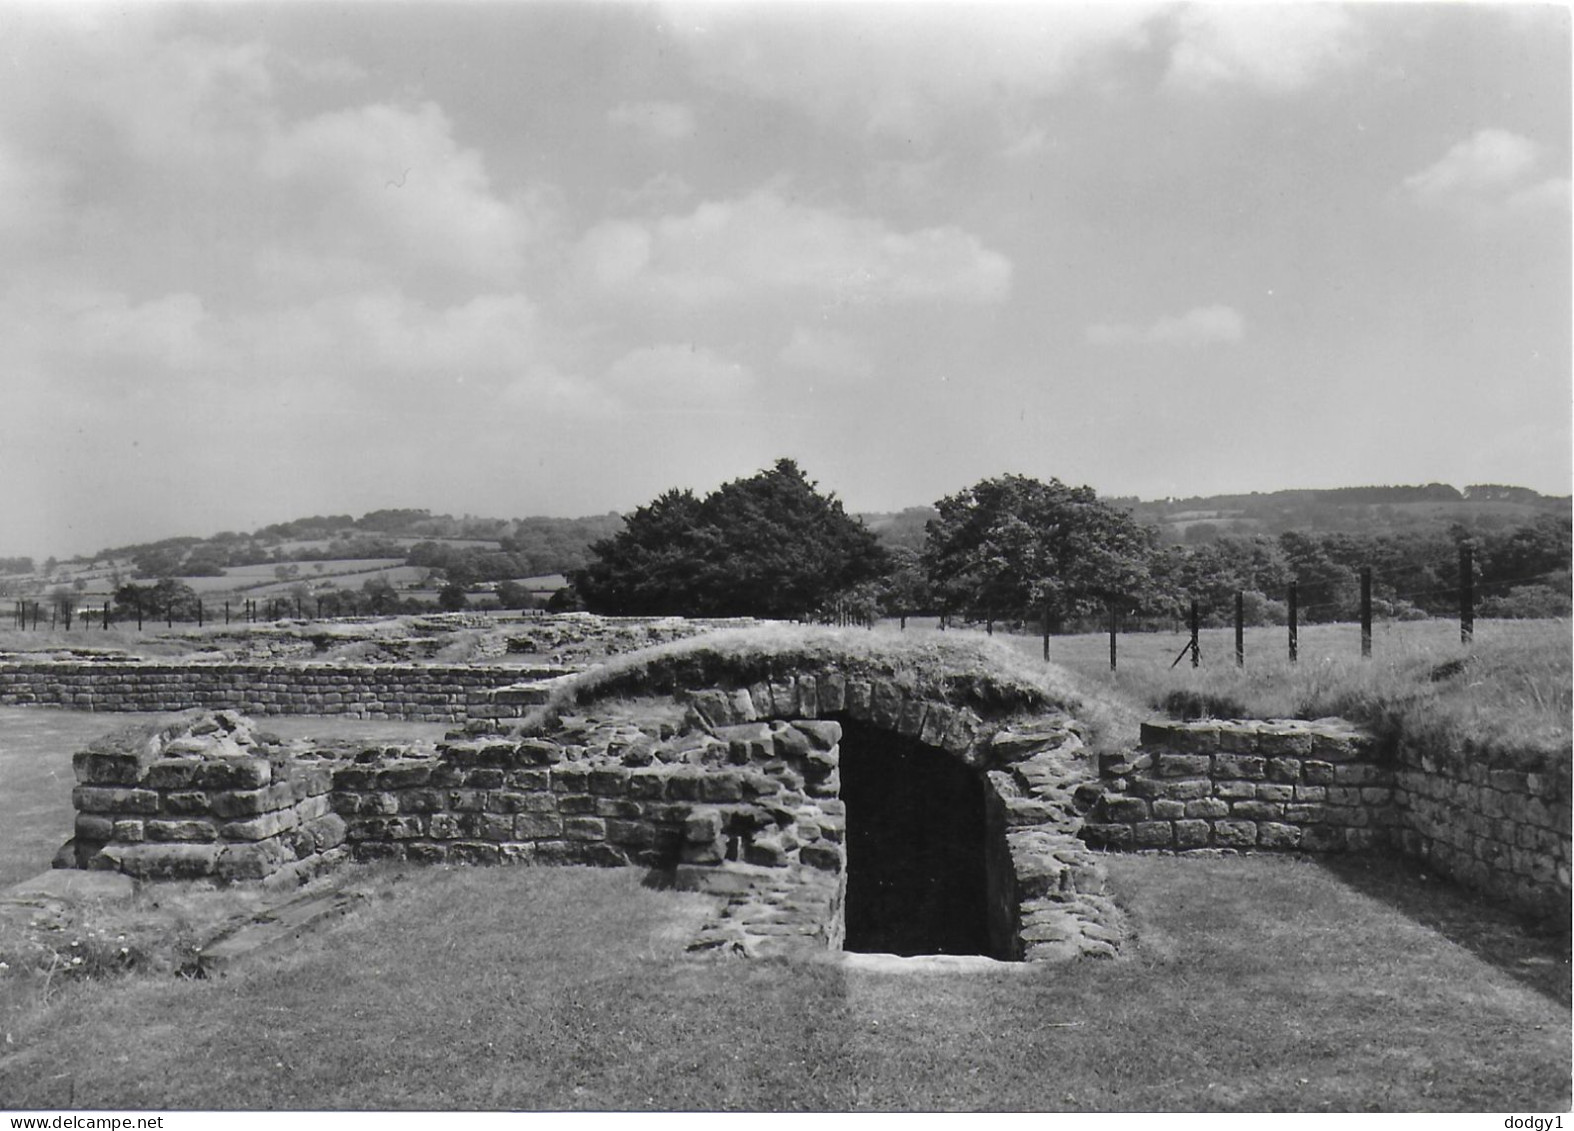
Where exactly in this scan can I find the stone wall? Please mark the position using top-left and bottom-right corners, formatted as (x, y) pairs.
(63, 711), (348, 889)
(1081, 719), (1571, 920)
(0, 660), (554, 722)
(63, 666), (1124, 963)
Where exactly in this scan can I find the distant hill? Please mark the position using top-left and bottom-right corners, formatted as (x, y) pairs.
(1106, 483), (1570, 544)
(2, 483), (1565, 604)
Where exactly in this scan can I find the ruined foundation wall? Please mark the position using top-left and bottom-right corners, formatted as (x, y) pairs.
(0, 661), (543, 722)
(1083, 719), (1572, 920)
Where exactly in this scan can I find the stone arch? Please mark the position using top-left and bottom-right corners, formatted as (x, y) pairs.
(547, 661), (1124, 962)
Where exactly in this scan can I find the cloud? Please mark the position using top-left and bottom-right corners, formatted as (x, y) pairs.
(605, 343), (754, 407)
(607, 100), (696, 142)
(664, 3), (1152, 142)
(778, 326), (874, 381)
(576, 190), (1012, 308)
(1087, 305), (1245, 347)
(1403, 129), (1571, 218)
(1164, 5), (1365, 94)
(261, 101), (539, 290)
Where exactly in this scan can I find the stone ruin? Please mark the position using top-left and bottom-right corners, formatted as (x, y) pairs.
(58, 665), (1125, 963)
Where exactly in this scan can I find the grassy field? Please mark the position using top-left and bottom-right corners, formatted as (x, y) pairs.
(880, 616), (1572, 761)
(0, 857), (1565, 1111)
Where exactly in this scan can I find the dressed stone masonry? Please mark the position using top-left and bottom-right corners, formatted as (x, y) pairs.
(1081, 718), (1571, 920)
(60, 664), (1126, 963)
(0, 661), (556, 722)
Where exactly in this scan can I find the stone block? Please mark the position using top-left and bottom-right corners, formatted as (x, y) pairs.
(73, 786), (160, 815)
(589, 768), (630, 796)
(1102, 797), (1148, 822)
(1294, 784), (1327, 802)
(377, 763), (433, 789)
(306, 813), (347, 851)
(1310, 732), (1361, 761)
(700, 774), (743, 803)
(192, 758), (271, 790)
(552, 766), (590, 793)
(1157, 753), (1212, 778)
(1172, 725), (1220, 754)
(1215, 780), (1257, 800)
(74, 814), (115, 841)
(595, 797), (643, 819)
(112, 819), (145, 843)
(1161, 779), (1212, 801)
(146, 818), (218, 842)
(816, 671), (846, 714)
(769, 678), (799, 718)
(844, 678), (873, 719)
(1134, 821), (1173, 847)
(1174, 820), (1211, 848)
(896, 696), (927, 737)
(869, 680), (904, 730)
(446, 789), (488, 812)
(1184, 798), (1230, 819)
(143, 759), (201, 790)
(1080, 823), (1134, 849)
(795, 674), (820, 719)
(1212, 820), (1258, 847)
(161, 791), (212, 816)
(113, 843), (220, 880)
(1285, 804), (1327, 824)
(626, 772), (667, 800)
(1258, 822), (1302, 849)
(449, 842), (501, 866)
(1214, 753), (1266, 780)
(514, 812), (565, 839)
(1256, 783), (1295, 803)
(799, 843), (843, 872)
(1151, 799), (1186, 820)
(73, 750), (148, 786)
(221, 809), (300, 842)
(1303, 761), (1335, 784)
(507, 768), (551, 791)
(464, 768), (506, 790)
(558, 794), (597, 815)
(564, 816), (607, 841)
(1332, 763), (1379, 785)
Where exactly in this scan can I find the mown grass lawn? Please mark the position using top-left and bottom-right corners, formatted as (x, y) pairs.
(0, 856), (1565, 1112)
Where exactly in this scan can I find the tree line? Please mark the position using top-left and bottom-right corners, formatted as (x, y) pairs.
(566, 461), (1572, 630)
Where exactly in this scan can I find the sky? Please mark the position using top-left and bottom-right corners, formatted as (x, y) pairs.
(1, 1), (1569, 561)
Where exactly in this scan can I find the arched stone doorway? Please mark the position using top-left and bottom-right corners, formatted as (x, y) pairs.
(838, 719), (1000, 957)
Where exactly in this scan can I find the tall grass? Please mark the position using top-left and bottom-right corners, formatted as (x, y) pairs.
(986, 617), (1571, 765)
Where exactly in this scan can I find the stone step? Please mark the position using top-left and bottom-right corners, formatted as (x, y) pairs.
(197, 885), (366, 975)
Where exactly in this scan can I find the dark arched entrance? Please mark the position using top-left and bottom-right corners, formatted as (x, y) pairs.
(838, 719), (999, 957)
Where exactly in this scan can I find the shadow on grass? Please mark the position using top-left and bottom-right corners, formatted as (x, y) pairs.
(1315, 853), (1571, 1005)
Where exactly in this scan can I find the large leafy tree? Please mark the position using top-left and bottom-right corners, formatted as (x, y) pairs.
(922, 475), (1166, 631)
(573, 459), (890, 618)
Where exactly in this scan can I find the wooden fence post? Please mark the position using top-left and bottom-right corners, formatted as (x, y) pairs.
(1459, 544), (1474, 645)
(1108, 602), (1118, 672)
(1234, 590), (1244, 668)
(1189, 599), (1200, 668)
(1288, 581), (1298, 663)
(1360, 567), (1372, 659)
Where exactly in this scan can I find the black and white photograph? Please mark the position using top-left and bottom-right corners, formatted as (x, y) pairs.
(0, 0), (1568, 1118)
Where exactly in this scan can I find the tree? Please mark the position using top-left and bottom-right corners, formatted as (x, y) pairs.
(362, 577), (400, 615)
(574, 459), (890, 618)
(438, 582), (470, 612)
(922, 475), (1166, 632)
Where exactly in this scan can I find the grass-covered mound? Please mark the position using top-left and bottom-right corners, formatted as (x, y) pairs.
(522, 623), (1105, 735)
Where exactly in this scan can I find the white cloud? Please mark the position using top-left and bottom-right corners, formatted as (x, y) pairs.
(779, 326), (874, 381)
(1165, 5), (1364, 94)
(1403, 129), (1570, 218)
(664, 3), (1153, 142)
(261, 101), (537, 289)
(607, 100), (696, 142)
(577, 190), (1012, 308)
(1087, 305), (1245, 346)
(605, 343), (754, 407)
